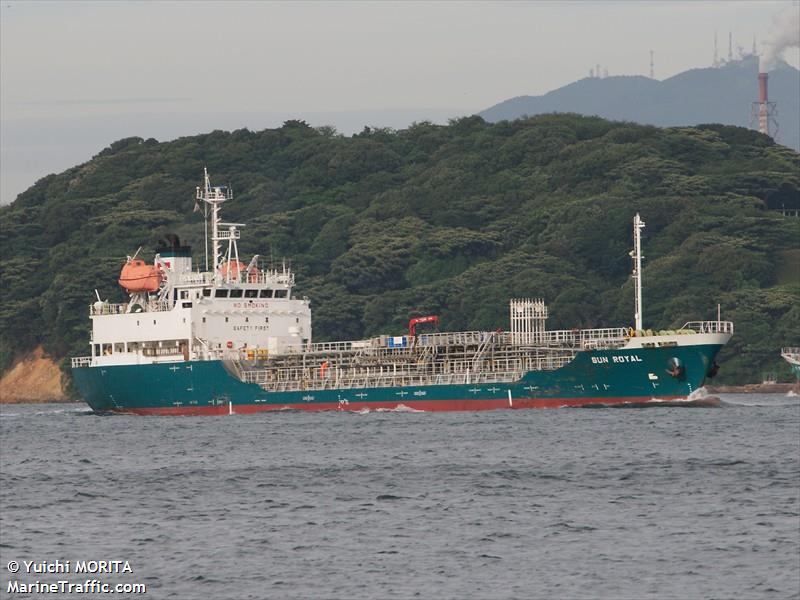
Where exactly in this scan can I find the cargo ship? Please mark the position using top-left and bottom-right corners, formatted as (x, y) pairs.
(71, 170), (733, 415)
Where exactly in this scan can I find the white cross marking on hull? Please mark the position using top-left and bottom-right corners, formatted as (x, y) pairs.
(355, 393), (368, 399)
(396, 390), (408, 397)
(169, 366), (180, 372)
(468, 387), (481, 394)
(487, 387), (500, 393)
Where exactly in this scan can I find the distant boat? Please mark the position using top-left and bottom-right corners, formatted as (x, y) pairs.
(781, 348), (800, 381)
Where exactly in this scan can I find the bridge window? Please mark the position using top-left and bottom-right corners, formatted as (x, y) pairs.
(245, 289), (258, 298)
(180, 290), (189, 299)
(230, 289), (243, 298)
(215, 289), (229, 298)
(203, 289), (211, 297)
(259, 289), (273, 298)
(274, 289), (288, 299)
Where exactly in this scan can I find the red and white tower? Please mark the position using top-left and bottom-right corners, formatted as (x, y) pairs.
(751, 67), (778, 139)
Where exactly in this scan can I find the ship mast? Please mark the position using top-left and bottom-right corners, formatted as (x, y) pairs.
(630, 213), (646, 331)
(196, 167), (233, 282)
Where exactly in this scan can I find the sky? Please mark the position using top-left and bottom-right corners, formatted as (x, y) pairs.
(1, 0), (799, 206)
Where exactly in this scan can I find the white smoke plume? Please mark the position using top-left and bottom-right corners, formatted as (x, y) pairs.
(761, 5), (800, 72)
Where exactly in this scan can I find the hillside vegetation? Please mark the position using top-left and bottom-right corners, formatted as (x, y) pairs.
(1, 114), (798, 388)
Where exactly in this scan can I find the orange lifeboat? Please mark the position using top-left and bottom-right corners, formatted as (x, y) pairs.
(118, 259), (162, 293)
(219, 261), (260, 283)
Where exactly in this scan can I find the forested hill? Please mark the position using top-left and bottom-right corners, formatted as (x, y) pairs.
(1, 115), (799, 388)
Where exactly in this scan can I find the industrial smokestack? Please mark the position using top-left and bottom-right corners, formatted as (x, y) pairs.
(752, 64), (778, 139)
(758, 72), (768, 104)
(757, 71), (769, 135)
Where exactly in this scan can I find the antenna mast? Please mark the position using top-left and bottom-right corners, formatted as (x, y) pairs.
(728, 31), (733, 62)
(630, 213), (646, 331)
(196, 167), (233, 282)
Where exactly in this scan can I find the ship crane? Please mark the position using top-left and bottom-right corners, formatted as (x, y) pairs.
(409, 315), (439, 337)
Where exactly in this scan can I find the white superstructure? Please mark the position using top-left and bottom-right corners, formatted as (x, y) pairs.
(84, 170), (311, 367)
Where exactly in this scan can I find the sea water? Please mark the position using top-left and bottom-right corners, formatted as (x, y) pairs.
(1, 394), (798, 599)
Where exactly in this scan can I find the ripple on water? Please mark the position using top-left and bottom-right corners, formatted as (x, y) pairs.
(0, 397), (798, 599)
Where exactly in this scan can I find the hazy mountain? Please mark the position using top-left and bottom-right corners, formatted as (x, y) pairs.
(479, 57), (800, 151)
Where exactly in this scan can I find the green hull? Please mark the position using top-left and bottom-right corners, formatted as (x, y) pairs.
(72, 344), (724, 414)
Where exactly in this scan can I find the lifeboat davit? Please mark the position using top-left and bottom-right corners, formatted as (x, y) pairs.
(118, 259), (162, 293)
(219, 261), (260, 283)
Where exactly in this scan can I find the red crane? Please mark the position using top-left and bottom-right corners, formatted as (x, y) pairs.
(408, 315), (439, 337)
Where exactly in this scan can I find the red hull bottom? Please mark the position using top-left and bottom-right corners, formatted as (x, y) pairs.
(116, 395), (689, 416)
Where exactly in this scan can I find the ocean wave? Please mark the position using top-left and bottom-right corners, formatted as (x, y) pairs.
(717, 394), (800, 407)
(374, 404), (426, 413)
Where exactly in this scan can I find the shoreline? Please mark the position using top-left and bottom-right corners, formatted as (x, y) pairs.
(705, 382), (799, 394)
(0, 397), (75, 405)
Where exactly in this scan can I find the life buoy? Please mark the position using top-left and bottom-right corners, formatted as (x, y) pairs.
(226, 341), (233, 349)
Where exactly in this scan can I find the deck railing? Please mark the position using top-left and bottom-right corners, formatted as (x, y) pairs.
(679, 321), (734, 334)
(71, 356), (92, 368)
(90, 300), (171, 316)
(241, 368), (534, 392)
